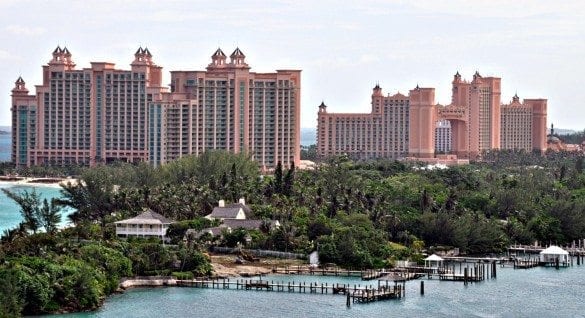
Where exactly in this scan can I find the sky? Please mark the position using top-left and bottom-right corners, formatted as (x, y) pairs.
(0, 0), (584, 130)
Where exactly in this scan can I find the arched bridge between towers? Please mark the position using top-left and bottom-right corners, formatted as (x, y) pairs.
(436, 105), (469, 159)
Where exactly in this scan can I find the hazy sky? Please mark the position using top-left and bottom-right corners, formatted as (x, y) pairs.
(1, 0), (583, 130)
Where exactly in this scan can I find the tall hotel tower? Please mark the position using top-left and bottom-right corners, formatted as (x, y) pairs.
(317, 72), (547, 161)
(11, 47), (301, 170)
(151, 48), (301, 170)
(11, 47), (167, 166)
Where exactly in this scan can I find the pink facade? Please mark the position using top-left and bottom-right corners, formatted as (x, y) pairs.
(151, 48), (301, 170)
(317, 85), (409, 160)
(317, 72), (547, 161)
(11, 47), (301, 170)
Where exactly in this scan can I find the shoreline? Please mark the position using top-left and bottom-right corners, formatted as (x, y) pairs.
(0, 176), (79, 189)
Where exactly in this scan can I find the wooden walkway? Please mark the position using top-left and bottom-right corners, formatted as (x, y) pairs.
(175, 278), (404, 304)
(271, 265), (363, 277)
(350, 285), (402, 303)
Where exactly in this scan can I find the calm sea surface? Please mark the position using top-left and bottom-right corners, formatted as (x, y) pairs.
(0, 133), (11, 162)
(60, 264), (585, 318)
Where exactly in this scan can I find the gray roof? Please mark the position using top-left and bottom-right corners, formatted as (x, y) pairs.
(115, 209), (174, 225)
(222, 219), (263, 230)
(208, 203), (252, 219)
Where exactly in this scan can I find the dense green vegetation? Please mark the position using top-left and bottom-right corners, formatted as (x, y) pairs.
(2, 149), (585, 315)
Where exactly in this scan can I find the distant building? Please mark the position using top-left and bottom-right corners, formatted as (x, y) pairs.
(317, 85), (410, 160)
(317, 72), (547, 161)
(205, 198), (251, 221)
(194, 198), (279, 240)
(546, 124), (584, 153)
(151, 48), (301, 170)
(11, 46), (166, 167)
(114, 209), (174, 241)
(11, 46), (301, 170)
(435, 120), (452, 154)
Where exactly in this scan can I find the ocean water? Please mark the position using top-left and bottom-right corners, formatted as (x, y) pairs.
(0, 133), (11, 162)
(0, 183), (71, 233)
(62, 264), (585, 318)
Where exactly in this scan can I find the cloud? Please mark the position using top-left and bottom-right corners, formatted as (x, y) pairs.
(5, 25), (46, 36)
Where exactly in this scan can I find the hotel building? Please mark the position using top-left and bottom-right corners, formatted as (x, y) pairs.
(317, 72), (547, 161)
(150, 48), (301, 170)
(11, 47), (301, 170)
(317, 85), (409, 160)
(435, 120), (452, 154)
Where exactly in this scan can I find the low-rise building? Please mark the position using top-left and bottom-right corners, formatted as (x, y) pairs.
(114, 209), (174, 241)
(205, 198), (252, 220)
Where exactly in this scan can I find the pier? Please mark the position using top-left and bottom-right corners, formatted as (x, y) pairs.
(175, 277), (404, 303)
(271, 265), (363, 277)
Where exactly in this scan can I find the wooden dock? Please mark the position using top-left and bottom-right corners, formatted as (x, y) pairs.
(271, 265), (363, 277)
(175, 277), (404, 304)
(350, 285), (402, 303)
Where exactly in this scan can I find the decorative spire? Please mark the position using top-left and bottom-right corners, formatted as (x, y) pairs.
(318, 101), (327, 113)
(209, 48), (228, 69)
(50, 45), (74, 67)
(212, 48), (226, 58)
(229, 47), (248, 67)
(133, 46), (154, 65)
(230, 47), (245, 58)
(12, 76), (28, 94)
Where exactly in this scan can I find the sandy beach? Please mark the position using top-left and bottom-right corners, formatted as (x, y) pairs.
(0, 176), (79, 188)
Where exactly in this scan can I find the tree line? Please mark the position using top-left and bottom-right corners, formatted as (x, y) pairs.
(2, 149), (585, 315)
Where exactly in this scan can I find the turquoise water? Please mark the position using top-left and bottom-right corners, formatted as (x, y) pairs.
(0, 183), (70, 233)
(0, 133), (11, 162)
(62, 264), (585, 317)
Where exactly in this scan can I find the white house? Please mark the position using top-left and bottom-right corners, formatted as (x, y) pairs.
(205, 198), (251, 220)
(193, 198), (280, 242)
(115, 209), (175, 241)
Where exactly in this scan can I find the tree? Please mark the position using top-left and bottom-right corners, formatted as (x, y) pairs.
(283, 162), (295, 197)
(0, 269), (24, 317)
(1, 189), (62, 234)
(39, 199), (62, 234)
(58, 166), (117, 229)
(274, 161), (283, 194)
(2, 189), (41, 233)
